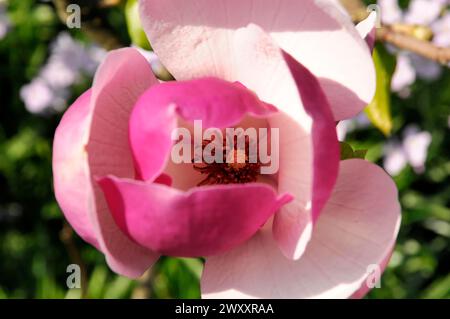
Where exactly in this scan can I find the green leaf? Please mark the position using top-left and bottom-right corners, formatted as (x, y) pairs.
(340, 142), (368, 160)
(87, 265), (108, 298)
(178, 258), (203, 280)
(103, 276), (135, 299)
(365, 44), (396, 136)
(340, 141), (354, 160)
(421, 274), (450, 299)
(125, 0), (151, 50)
(353, 149), (368, 159)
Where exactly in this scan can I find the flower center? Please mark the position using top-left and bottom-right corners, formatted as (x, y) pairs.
(193, 136), (261, 186)
(226, 149), (248, 170)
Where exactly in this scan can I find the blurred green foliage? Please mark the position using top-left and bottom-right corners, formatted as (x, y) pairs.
(125, 0), (151, 50)
(340, 142), (368, 160)
(0, 0), (449, 299)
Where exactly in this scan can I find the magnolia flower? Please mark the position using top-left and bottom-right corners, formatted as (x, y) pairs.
(53, 0), (400, 299)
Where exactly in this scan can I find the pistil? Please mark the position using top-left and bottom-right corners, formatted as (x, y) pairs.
(193, 136), (261, 186)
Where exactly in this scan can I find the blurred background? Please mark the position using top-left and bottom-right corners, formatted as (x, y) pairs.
(0, 0), (449, 299)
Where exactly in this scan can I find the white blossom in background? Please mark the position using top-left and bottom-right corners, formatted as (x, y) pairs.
(20, 78), (56, 114)
(378, 0), (450, 95)
(379, 0), (403, 25)
(392, 52), (442, 96)
(336, 113), (371, 141)
(391, 53), (416, 95)
(384, 141), (409, 176)
(409, 54), (442, 80)
(403, 125), (433, 174)
(432, 12), (450, 47)
(20, 32), (107, 115)
(404, 0), (445, 25)
(0, 1), (10, 40)
(383, 125), (432, 176)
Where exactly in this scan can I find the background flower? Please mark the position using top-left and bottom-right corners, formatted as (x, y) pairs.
(383, 125), (432, 176)
(19, 32), (106, 114)
(378, 0), (450, 95)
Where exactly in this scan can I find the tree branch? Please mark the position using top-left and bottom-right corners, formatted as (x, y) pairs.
(340, 0), (450, 64)
(377, 27), (450, 64)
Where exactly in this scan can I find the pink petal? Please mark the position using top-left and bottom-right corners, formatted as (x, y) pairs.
(129, 77), (276, 182)
(53, 47), (160, 278)
(53, 89), (99, 249)
(356, 11), (377, 52)
(139, 0), (375, 120)
(98, 176), (293, 257)
(197, 24), (339, 260)
(272, 51), (340, 260)
(351, 246), (395, 299)
(201, 159), (401, 299)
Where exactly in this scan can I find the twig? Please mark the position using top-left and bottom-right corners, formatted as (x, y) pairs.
(131, 269), (153, 299)
(340, 0), (450, 64)
(377, 27), (450, 64)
